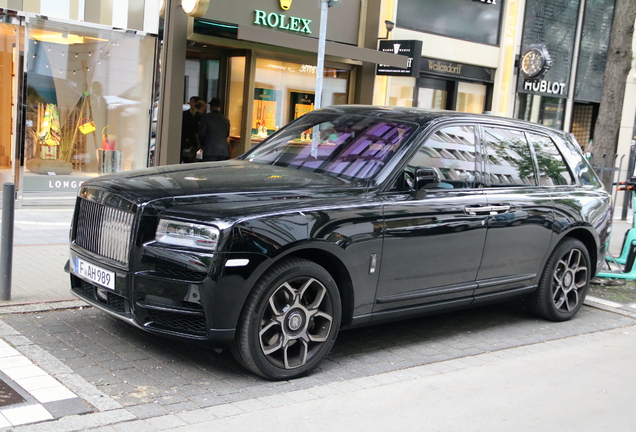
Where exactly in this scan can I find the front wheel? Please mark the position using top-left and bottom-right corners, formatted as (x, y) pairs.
(232, 258), (342, 380)
(529, 238), (591, 321)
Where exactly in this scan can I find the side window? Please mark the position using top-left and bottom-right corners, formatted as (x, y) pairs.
(526, 133), (575, 186)
(483, 127), (537, 186)
(405, 125), (477, 190)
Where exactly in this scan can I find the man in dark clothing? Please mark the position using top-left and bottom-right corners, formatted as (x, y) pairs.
(181, 96), (202, 163)
(199, 97), (230, 162)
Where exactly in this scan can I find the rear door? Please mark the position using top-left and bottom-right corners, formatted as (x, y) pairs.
(474, 126), (553, 302)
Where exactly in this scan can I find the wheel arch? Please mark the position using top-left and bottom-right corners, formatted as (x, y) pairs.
(279, 247), (355, 328)
(560, 227), (599, 275)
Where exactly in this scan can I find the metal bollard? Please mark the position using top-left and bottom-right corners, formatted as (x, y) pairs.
(0, 182), (15, 301)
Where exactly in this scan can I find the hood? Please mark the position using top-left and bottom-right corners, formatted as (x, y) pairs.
(82, 160), (364, 206)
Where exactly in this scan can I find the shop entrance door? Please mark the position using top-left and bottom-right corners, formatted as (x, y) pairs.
(184, 55), (221, 106)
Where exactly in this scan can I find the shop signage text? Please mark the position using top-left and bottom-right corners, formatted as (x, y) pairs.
(254, 10), (312, 34)
(523, 80), (566, 95)
(376, 40), (422, 77)
(428, 60), (462, 75)
(23, 175), (86, 192)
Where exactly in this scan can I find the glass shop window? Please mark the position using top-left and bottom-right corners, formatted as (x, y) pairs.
(23, 17), (156, 194)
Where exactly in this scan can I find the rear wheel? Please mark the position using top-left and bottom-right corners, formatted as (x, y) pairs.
(232, 258), (341, 380)
(529, 238), (591, 321)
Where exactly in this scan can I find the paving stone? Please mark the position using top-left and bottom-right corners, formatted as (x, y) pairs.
(188, 393), (226, 408)
(162, 401), (200, 413)
(204, 403), (244, 418)
(144, 414), (188, 430)
(230, 398), (270, 413)
(125, 402), (171, 419)
(174, 408), (214, 424)
(112, 419), (157, 432)
(172, 384), (209, 397)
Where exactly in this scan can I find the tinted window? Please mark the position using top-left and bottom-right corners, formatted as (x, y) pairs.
(245, 113), (416, 181)
(526, 133), (574, 186)
(557, 134), (602, 187)
(407, 125), (477, 189)
(483, 127), (537, 186)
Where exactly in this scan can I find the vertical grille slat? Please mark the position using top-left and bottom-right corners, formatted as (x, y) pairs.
(75, 198), (134, 266)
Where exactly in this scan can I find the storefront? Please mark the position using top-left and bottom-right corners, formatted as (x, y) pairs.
(514, 0), (615, 144)
(374, 0), (501, 114)
(156, 0), (405, 163)
(0, 6), (159, 204)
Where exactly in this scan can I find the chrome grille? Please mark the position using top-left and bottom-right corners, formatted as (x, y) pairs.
(75, 198), (135, 265)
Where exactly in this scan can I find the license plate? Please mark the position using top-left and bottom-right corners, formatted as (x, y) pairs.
(73, 257), (115, 290)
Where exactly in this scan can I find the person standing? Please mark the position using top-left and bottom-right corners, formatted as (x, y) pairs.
(181, 96), (202, 163)
(199, 97), (230, 162)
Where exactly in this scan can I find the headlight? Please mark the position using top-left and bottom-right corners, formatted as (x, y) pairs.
(155, 219), (219, 250)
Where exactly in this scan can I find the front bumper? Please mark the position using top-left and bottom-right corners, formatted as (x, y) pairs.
(67, 246), (271, 347)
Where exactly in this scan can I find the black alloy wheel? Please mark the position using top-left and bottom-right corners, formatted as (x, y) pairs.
(232, 258), (341, 380)
(530, 238), (591, 321)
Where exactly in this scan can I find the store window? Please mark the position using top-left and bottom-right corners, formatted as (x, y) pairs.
(23, 18), (156, 194)
(228, 56), (246, 141)
(515, 94), (566, 130)
(252, 58), (349, 146)
(456, 82), (486, 114)
(388, 76), (416, 107)
(417, 78), (449, 110)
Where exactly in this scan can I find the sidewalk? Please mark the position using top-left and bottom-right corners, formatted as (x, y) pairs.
(0, 208), (81, 309)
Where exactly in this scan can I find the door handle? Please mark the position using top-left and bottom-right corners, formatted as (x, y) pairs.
(464, 205), (511, 215)
(464, 206), (492, 215)
(488, 205), (511, 214)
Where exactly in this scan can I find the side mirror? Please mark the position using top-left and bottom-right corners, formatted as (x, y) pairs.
(411, 166), (440, 200)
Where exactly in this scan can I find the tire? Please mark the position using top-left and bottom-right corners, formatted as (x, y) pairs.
(231, 258), (342, 380)
(529, 238), (591, 322)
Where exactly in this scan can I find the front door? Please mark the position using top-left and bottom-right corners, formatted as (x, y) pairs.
(375, 124), (488, 313)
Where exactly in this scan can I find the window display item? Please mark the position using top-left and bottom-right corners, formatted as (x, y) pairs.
(38, 104), (61, 159)
(101, 125), (116, 151)
(78, 118), (96, 135)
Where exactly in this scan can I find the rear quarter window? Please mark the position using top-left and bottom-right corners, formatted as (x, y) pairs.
(526, 133), (575, 186)
(554, 134), (603, 187)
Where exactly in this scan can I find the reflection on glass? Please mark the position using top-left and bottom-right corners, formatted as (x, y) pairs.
(245, 113), (415, 181)
(526, 133), (573, 186)
(407, 125), (477, 188)
(483, 128), (536, 186)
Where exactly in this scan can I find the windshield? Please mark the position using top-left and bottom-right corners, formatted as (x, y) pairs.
(244, 112), (417, 181)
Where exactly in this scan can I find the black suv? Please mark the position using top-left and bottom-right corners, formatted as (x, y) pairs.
(67, 106), (611, 380)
